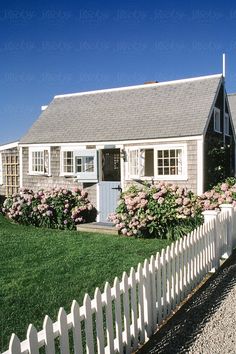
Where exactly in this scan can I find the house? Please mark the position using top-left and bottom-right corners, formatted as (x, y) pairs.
(0, 141), (19, 197)
(1, 74), (235, 222)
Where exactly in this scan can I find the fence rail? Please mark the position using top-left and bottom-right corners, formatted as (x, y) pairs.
(2, 204), (236, 354)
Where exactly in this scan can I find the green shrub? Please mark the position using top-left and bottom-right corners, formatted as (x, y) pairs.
(1, 187), (97, 230)
(109, 182), (203, 240)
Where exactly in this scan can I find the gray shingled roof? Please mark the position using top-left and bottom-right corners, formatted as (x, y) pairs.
(20, 74), (222, 144)
(228, 94), (236, 128)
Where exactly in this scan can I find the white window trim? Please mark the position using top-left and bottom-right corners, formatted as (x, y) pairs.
(0, 153), (3, 185)
(214, 107), (221, 133)
(29, 147), (51, 176)
(126, 144), (188, 181)
(224, 112), (230, 136)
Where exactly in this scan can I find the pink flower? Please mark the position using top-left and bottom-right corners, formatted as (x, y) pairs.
(221, 183), (228, 192)
(158, 197), (164, 204)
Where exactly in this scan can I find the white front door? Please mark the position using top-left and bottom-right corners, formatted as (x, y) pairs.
(98, 149), (121, 223)
(98, 181), (121, 222)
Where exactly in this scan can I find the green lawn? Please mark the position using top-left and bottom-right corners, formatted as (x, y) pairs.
(0, 214), (171, 351)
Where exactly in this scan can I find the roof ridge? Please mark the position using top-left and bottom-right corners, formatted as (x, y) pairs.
(54, 73), (222, 99)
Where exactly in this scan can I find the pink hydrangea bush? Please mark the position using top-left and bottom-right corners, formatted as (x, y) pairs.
(109, 182), (202, 240)
(1, 187), (97, 230)
(199, 177), (236, 211)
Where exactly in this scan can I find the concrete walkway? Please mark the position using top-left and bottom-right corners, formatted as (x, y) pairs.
(138, 251), (236, 354)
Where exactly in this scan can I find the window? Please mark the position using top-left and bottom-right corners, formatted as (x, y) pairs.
(63, 151), (74, 174)
(224, 113), (230, 136)
(127, 145), (187, 180)
(0, 153), (2, 185)
(157, 149), (182, 176)
(214, 107), (221, 133)
(75, 156), (94, 173)
(29, 148), (50, 175)
(74, 149), (97, 181)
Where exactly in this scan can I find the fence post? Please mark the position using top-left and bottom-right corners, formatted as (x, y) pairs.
(219, 204), (234, 257)
(202, 210), (220, 272)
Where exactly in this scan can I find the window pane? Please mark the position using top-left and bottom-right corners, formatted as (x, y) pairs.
(32, 151), (44, 172)
(75, 157), (82, 173)
(129, 150), (139, 176)
(85, 156), (94, 172)
(157, 148), (182, 176)
(63, 151), (74, 173)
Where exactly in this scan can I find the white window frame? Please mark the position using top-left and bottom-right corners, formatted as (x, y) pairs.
(155, 144), (187, 180)
(224, 112), (230, 136)
(214, 107), (221, 133)
(74, 149), (97, 181)
(29, 147), (51, 175)
(127, 144), (187, 181)
(0, 153), (3, 185)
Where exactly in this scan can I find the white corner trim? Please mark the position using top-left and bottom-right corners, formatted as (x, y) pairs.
(41, 105), (48, 111)
(197, 138), (204, 195)
(19, 147), (23, 188)
(54, 74), (222, 99)
(96, 183), (100, 222)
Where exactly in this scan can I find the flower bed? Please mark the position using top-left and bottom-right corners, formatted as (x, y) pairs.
(109, 182), (203, 240)
(1, 187), (97, 230)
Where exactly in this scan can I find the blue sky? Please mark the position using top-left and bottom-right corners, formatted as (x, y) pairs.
(1, 0), (236, 143)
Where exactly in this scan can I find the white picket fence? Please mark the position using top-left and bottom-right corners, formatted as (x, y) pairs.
(2, 204), (236, 354)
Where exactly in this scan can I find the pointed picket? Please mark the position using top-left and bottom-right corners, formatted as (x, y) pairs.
(149, 255), (157, 330)
(160, 249), (167, 318)
(179, 238), (184, 301)
(165, 246), (171, 315)
(130, 268), (138, 350)
(83, 294), (94, 354)
(170, 243), (176, 310)
(27, 324), (39, 354)
(113, 277), (123, 353)
(43, 315), (55, 354)
(104, 282), (114, 354)
(196, 227), (200, 282)
(155, 252), (162, 325)
(193, 229), (197, 286)
(143, 259), (152, 338)
(190, 232), (194, 288)
(9, 334), (21, 354)
(122, 272), (131, 353)
(186, 234), (191, 293)
(58, 308), (70, 354)
(182, 236), (187, 298)
(94, 288), (104, 354)
(137, 263), (145, 343)
(71, 300), (83, 354)
(175, 240), (180, 305)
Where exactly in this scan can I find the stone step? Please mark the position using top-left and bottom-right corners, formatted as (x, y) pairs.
(76, 222), (118, 235)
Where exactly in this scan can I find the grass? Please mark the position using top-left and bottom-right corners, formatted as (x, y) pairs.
(0, 214), (171, 351)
